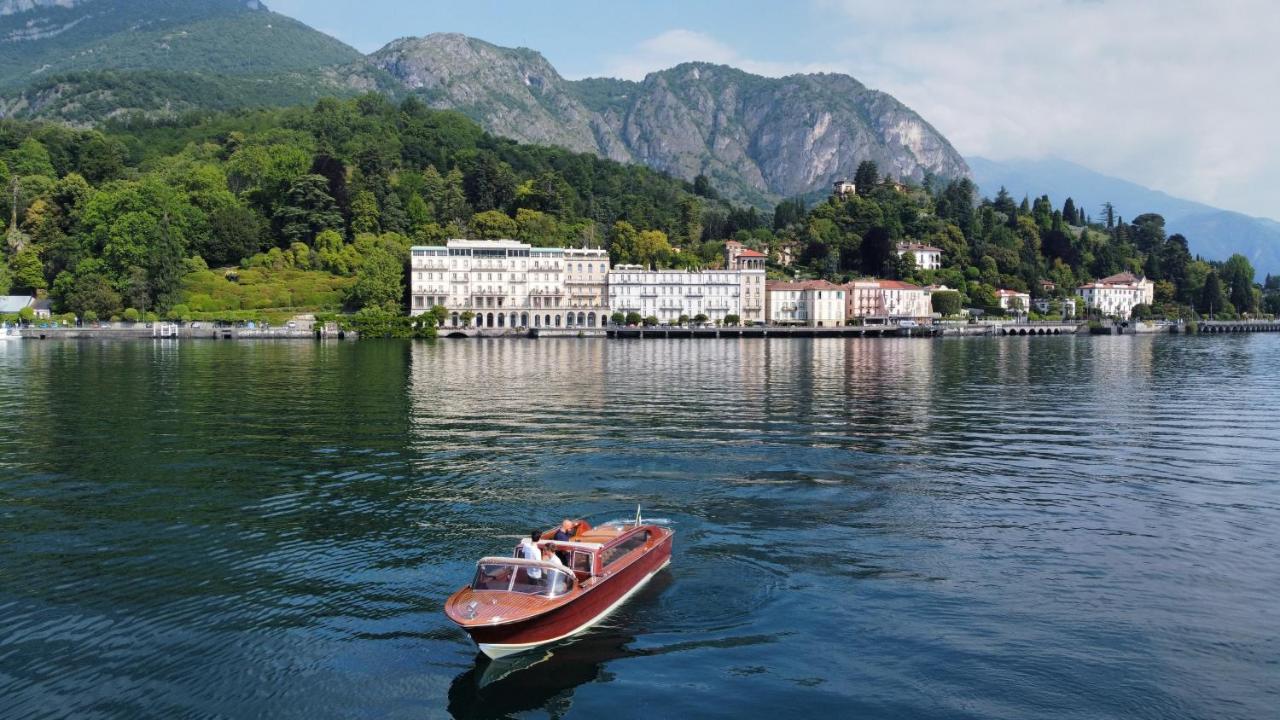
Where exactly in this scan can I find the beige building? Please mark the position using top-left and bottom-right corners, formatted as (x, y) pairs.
(766, 280), (847, 326)
(728, 247), (767, 324)
(410, 239), (609, 329)
(843, 280), (933, 324)
(775, 241), (798, 267)
(1077, 272), (1155, 319)
(896, 242), (943, 270)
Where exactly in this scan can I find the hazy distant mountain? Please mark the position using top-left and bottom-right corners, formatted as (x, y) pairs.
(371, 33), (970, 206)
(969, 156), (1280, 276)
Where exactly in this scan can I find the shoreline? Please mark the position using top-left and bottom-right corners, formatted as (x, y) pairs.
(8, 319), (1279, 342)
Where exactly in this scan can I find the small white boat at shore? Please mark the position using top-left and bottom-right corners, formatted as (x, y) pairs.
(0, 325), (22, 341)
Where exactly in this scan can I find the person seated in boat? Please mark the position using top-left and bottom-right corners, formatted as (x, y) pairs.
(519, 531), (543, 580)
(552, 519), (578, 563)
(539, 545), (571, 594)
(553, 519), (578, 542)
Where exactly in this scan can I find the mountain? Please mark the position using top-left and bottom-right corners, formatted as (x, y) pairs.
(0, 0), (392, 121)
(370, 34), (970, 206)
(0, 4), (968, 206)
(969, 156), (1280, 276)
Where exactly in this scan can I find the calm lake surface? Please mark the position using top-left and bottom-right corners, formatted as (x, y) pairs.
(1, 335), (1277, 719)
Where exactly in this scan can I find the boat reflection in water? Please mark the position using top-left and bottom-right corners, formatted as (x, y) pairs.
(447, 573), (672, 719)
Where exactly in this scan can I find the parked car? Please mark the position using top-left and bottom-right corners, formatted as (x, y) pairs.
(898, 320), (919, 328)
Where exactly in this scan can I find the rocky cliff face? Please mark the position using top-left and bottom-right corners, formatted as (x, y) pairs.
(371, 34), (970, 204)
(371, 34), (616, 160)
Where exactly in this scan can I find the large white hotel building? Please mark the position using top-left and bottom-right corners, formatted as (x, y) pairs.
(411, 239), (766, 328)
(410, 239), (609, 329)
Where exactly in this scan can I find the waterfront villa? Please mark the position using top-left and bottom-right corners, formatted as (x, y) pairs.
(995, 289), (1032, 315)
(1076, 272), (1155, 319)
(896, 242), (943, 271)
(609, 266), (750, 325)
(765, 280), (847, 327)
(409, 239), (609, 329)
(842, 280), (932, 324)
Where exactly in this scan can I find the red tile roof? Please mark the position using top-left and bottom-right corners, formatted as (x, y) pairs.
(737, 249), (767, 257)
(1099, 271), (1141, 284)
(897, 242), (942, 253)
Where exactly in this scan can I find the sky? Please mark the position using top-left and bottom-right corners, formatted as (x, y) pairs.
(267, 0), (1280, 220)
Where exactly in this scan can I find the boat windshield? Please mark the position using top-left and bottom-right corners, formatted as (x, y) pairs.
(472, 562), (574, 598)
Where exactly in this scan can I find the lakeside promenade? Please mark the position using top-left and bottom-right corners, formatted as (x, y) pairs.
(11, 319), (1280, 342)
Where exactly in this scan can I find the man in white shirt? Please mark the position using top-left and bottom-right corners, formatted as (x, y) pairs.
(519, 530), (542, 580)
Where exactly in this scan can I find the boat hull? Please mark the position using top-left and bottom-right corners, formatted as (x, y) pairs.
(466, 533), (672, 659)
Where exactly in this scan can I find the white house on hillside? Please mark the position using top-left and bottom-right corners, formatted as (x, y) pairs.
(896, 242), (942, 270)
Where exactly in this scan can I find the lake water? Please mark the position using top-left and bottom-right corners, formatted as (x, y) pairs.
(1, 335), (1277, 719)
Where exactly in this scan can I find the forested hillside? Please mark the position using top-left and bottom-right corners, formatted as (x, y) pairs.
(0, 94), (722, 321)
(747, 166), (1274, 319)
(2, 93), (1273, 326)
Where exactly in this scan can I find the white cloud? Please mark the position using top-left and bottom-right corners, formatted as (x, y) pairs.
(591, 3), (1280, 219)
(813, 0), (1280, 218)
(597, 28), (840, 81)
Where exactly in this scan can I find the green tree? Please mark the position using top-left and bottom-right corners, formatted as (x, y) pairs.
(61, 261), (122, 319)
(860, 226), (894, 276)
(10, 247), (46, 293)
(635, 229), (673, 268)
(608, 221), (640, 265)
(201, 203), (266, 267)
(723, 313), (741, 326)
(471, 210), (518, 239)
(348, 246), (404, 312)
(148, 213), (186, 311)
(642, 315), (658, 326)
(463, 153), (516, 212)
(515, 208), (561, 246)
(931, 290), (962, 316)
(1221, 253), (1256, 313)
(275, 175), (343, 245)
(427, 305), (449, 326)
(773, 197), (806, 229)
(351, 190), (381, 235)
(1198, 270), (1227, 316)
(625, 311), (642, 325)
(610, 311), (625, 325)
(678, 197), (702, 246)
(7, 138), (57, 178)
(853, 161), (879, 195)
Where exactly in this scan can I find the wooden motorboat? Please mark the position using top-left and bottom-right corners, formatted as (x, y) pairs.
(445, 515), (673, 659)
